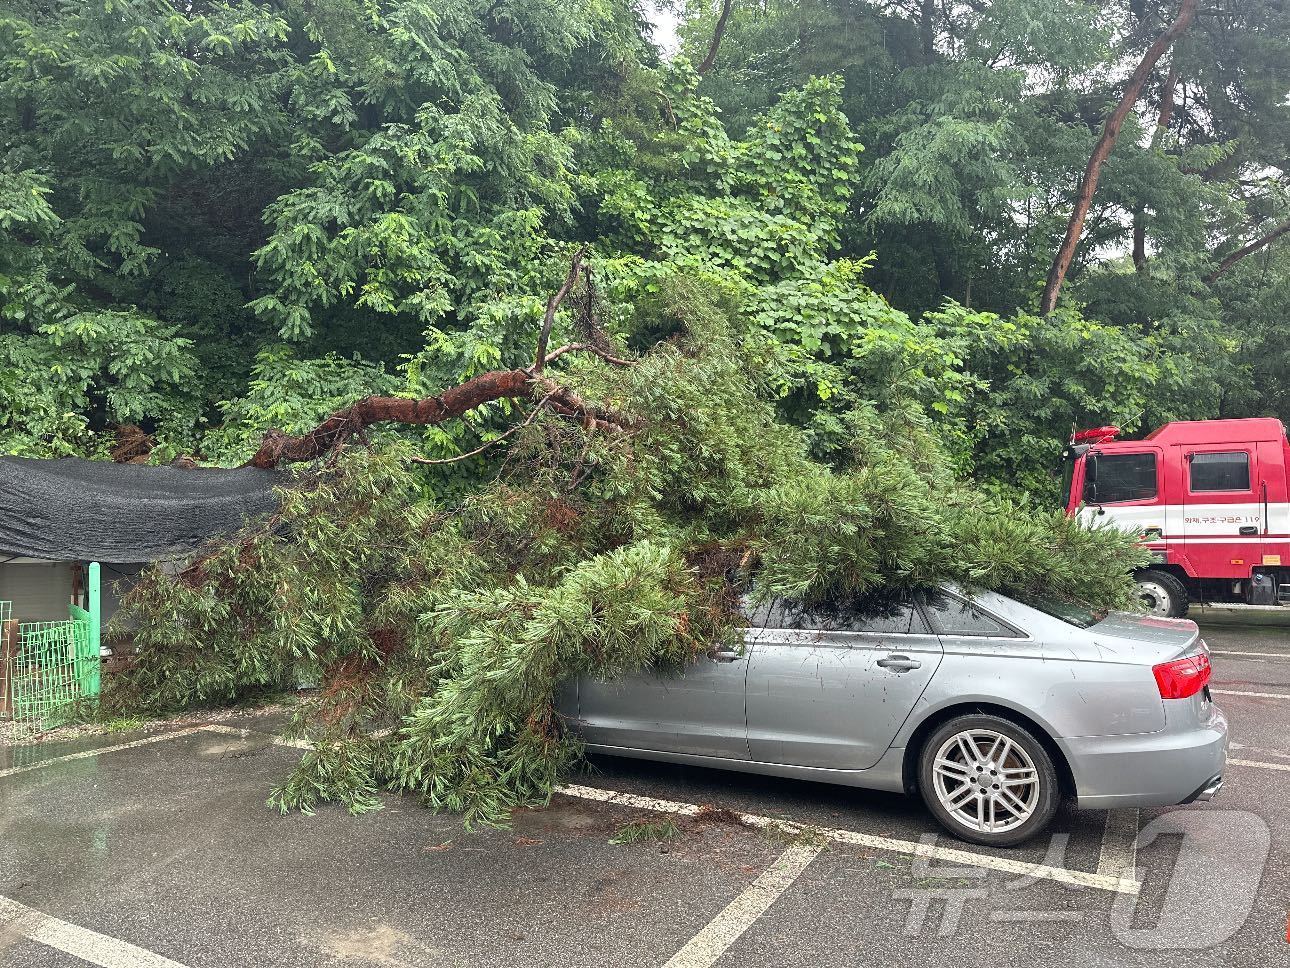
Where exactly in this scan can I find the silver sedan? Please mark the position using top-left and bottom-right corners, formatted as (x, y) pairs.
(563, 586), (1228, 846)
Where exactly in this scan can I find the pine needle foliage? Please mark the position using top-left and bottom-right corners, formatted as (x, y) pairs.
(112, 276), (1146, 826)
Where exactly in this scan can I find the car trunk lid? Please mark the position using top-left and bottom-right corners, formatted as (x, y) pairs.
(1086, 612), (1202, 665)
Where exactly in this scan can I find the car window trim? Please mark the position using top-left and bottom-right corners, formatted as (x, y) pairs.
(742, 591), (1030, 640)
(741, 629), (944, 652)
(812, 629), (943, 645)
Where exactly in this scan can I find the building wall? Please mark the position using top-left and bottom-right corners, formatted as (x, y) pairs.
(0, 559), (143, 625)
(0, 560), (75, 623)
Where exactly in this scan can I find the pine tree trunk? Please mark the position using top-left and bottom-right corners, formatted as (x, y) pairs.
(1042, 0), (1198, 313)
(696, 0), (734, 75)
(1133, 67), (1178, 273)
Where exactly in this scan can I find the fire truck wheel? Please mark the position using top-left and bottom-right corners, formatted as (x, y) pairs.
(1135, 569), (1189, 618)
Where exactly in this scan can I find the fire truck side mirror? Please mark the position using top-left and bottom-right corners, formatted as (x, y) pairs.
(1084, 451), (1099, 506)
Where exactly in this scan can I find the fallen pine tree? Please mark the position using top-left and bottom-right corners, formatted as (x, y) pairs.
(110, 269), (1147, 826)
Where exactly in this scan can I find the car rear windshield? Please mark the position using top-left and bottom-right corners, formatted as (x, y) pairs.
(1011, 591), (1103, 629)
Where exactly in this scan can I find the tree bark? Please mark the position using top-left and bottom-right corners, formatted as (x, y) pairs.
(1204, 222), (1290, 285)
(919, 0), (936, 60)
(695, 0), (734, 76)
(246, 370), (532, 469)
(533, 247), (586, 373)
(1041, 0), (1198, 314)
(1132, 67), (1178, 273)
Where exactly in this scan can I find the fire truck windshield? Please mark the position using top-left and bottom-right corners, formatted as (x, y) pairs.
(1082, 451), (1157, 504)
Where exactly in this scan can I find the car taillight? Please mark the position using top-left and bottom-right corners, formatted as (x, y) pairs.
(1153, 652), (1211, 699)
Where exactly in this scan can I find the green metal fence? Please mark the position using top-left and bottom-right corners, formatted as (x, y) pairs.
(1, 562), (102, 734)
(0, 598), (11, 717)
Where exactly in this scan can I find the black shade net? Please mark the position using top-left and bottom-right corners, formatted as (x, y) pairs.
(0, 457), (280, 563)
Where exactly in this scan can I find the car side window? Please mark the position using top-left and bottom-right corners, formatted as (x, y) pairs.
(739, 595), (768, 626)
(760, 591), (928, 634)
(920, 591), (1018, 637)
(760, 599), (830, 630)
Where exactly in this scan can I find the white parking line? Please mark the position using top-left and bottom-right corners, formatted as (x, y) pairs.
(1229, 757), (1290, 773)
(661, 842), (824, 968)
(0, 895), (189, 968)
(0, 727), (207, 780)
(1212, 689), (1290, 700)
(1095, 808), (1139, 889)
(556, 784), (1139, 895)
(1211, 650), (1290, 659)
(200, 723), (312, 749)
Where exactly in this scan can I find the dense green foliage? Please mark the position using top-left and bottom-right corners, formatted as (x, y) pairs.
(2, 0), (1285, 487)
(4, 1), (1285, 819)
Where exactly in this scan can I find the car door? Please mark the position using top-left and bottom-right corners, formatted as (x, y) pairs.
(744, 591), (944, 770)
(575, 645), (751, 760)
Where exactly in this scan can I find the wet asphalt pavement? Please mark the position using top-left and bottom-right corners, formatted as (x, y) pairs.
(1, 621), (1288, 968)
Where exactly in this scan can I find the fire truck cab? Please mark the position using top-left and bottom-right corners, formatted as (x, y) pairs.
(1062, 417), (1290, 617)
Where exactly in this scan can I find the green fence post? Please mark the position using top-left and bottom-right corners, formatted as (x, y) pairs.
(87, 561), (101, 698)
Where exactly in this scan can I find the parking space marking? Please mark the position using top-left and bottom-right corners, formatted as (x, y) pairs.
(201, 723), (312, 749)
(0, 895), (189, 968)
(557, 784), (1140, 895)
(1211, 650), (1290, 659)
(1212, 689), (1290, 700)
(558, 783), (705, 816)
(1229, 757), (1290, 773)
(0, 727), (207, 780)
(661, 842), (824, 968)
(1094, 808), (1139, 889)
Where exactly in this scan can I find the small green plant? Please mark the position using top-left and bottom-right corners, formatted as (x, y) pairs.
(101, 716), (147, 733)
(760, 821), (829, 849)
(609, 819), (680, 845)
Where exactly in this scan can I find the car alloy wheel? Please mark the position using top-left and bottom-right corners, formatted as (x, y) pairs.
(918, 713), (1060, 846)
(931, 728), (1039, 834)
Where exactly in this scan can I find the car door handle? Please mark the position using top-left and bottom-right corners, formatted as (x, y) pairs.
(712, 649), (743, 663)
(876, 654), (921, 672)
(1239, 525), (1258, 535)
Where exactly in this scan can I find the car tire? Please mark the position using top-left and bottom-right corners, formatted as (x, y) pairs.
(917, 714), (1060, 847)
(1135, 568), (1189, 618)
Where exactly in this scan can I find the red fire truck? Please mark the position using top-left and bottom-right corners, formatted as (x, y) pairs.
(1062, 417), (1290, 617)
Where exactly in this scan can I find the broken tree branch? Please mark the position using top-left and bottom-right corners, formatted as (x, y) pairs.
(695, 0), (734, 76)
(245, 369), (636, 470)
(1204, 221), (1290, 284)
(1041, 0), (1198, 314)
(247, 370), (530, 469)
(242, 248), (642, 470)
(532, 246), (587, 374)
(541, 342), (635, 368)
(408, 391), (558, 466)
